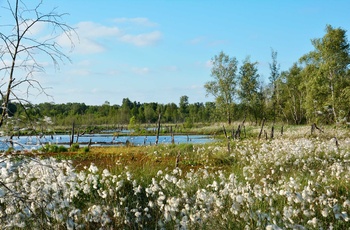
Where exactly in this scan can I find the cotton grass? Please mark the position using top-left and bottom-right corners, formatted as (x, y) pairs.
(0, 128), (349, 229)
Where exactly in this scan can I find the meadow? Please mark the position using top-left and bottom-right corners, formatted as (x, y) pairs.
(0, 125), (349, 229)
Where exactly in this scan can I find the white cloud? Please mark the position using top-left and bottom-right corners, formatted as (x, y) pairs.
(188, 36), (205, 45)
(189, 84), (204, 90)
(68, 68), (92, 76)
(57, 21), (120, 54)
(106, 69), (122, 76)
(132, 67), (151, 75)
(194, 60), (213, 69)
(119, 31), (162, 46)
(75, 38), (106, 54)
(57, 20), (162, 54)
(20, 20), (47, 36)
(76, 60), (94, 67)
(77, 21), (122, 38)
(164, 65), (179, 72)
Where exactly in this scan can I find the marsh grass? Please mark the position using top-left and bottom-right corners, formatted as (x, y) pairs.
(1, 126), (350, 229)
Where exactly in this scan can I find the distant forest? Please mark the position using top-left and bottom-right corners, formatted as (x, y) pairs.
(7, 96), (218, 129)
(3, 25), (350, 132)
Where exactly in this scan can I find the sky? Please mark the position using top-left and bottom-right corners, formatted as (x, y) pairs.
(2, 0), (350, 106)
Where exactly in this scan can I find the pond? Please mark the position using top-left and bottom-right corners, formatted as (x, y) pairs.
(0, 134), (216, 151)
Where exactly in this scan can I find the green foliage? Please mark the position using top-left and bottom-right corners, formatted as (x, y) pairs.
(5, 147), (15, 154)
(128, 115), (138, 131)
(238, 56), (264, 124)
(300, 25), (350, 123)
(279, 64), (307, 124)
(79, 146), (90, 153)
(205, 51), (238, 124)
(70, 143), (80, 151)
(40, 144), (68, 153)
(184, 117), (193, 129)
(179, 95), (189, 121)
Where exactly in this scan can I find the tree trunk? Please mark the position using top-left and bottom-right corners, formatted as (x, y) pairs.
(258, 118), (265, 139)
(222, 125), (228, 139)
(329, 71), (337, 122)
(155, 113), (161, 145)
(70, 121), (75, 146)
(171, 126), (175, 144)
(270, 126), (274, 139)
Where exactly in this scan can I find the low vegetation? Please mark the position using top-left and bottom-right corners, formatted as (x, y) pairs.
(1, 125), (349, 229)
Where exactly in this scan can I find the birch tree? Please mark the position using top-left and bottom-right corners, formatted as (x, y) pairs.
(269, 49), (280, 124)
(0, 0), (75, 128)
(238, 56), (262, 124)
(205, 51), (238, 124)
(300, 25), (350, 123)
(279, 63), (306, 124)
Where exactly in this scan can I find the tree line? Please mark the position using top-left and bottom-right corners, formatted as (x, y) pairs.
(7, 96), (217, 129)
(5, 25), (350, 132)
(205, 25), (350, 126)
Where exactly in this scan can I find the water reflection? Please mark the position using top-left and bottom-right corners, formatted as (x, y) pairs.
(0, 134), (215, 151)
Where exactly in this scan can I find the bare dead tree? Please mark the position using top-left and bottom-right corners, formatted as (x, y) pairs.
(155, 113), (161, 145)
(0, 0), (76, 129)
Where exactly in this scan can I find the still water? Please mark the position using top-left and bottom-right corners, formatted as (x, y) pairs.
(0, 134), (215, 151)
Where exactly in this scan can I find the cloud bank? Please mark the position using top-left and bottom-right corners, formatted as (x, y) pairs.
(57, 18), (162, 54)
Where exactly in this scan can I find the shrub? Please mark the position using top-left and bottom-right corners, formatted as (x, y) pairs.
(70, 143), (80, 151)
(79, 146), (90, 153)
(40, 144), (68, 153)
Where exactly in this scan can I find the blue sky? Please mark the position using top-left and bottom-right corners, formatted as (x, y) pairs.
(3, 0), (350, 106)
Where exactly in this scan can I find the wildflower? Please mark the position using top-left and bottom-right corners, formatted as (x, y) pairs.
(135, 211), (142, 218)
(266, 224), (282, 230)
(102, 169), (111, 178)
(126, 171), (132, 180)
(321, 208), (329, 217)
(343, 200), (350, 208)
(88, 164), (98, 174)
(149, 201), (155, 208)
(157, 170), (163, 176)
(307, 217), (318, 228)
(236, 195), (243, 204)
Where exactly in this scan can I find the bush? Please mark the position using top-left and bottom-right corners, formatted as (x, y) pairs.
(58, 145), (68, 153)
(40, 144), (68, 153)
(70, 143), (80, 151)
(79, 146), (90, 153)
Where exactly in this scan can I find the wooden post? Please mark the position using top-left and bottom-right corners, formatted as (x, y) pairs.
(222, 125), (227, 139)
(171, 126), (175, 144)
(70, 121), (75, 146)
(76, 129), (79, 143)
(175, 151), (181, 168)
(258, 118), (265, 139)
(235, 125), (241, 139)
(311, 123), (315, 135)
(270, 126), (274, 139)
(281, 125), (284, 135)
(334, 137), (339, 150)
(155, 113), (161, 145)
